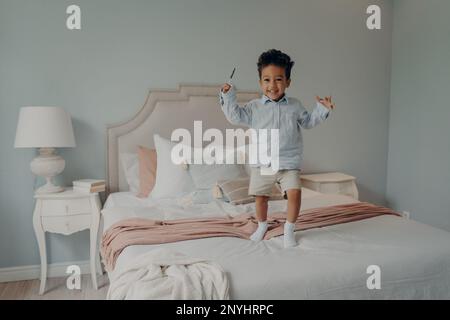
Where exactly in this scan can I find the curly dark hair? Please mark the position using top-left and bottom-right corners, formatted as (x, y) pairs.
(257, 49), (295, 80)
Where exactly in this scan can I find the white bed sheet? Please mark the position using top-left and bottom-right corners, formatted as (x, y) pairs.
(101, 190), (450, 299)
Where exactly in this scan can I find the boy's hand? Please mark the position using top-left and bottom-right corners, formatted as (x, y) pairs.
(316, 95), (336, 110)
(221, 83), (232, 94)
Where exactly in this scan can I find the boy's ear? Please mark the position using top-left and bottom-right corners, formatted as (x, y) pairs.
(286, 79), (291, 88)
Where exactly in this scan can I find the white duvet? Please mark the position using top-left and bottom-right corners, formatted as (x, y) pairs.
(102, 189), (450, 299)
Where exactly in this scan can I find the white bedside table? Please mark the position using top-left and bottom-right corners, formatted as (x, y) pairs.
(300, 172), (359, 200)
(33, 188), (102, 295)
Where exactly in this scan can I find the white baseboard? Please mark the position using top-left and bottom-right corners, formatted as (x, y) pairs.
(0, 260), (97, 283)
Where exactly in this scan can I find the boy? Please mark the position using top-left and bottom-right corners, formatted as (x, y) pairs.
(220, 49), (335, 247)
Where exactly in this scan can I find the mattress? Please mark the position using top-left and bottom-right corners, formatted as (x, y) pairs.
(101, 189), (450, 299)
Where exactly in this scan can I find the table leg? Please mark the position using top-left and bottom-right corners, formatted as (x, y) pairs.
(33, 199), (47, 295)
(96, 252), (103, 275)
(96, 213), (104, 275)
(90, 195), (101, 289)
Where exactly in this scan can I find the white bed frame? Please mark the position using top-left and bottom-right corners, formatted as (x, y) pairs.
(105, 84), (260, 195)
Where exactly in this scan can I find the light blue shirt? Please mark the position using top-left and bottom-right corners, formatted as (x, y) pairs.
(219, 86), (331, 170)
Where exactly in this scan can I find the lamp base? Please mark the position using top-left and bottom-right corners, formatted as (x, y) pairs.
(31, 148), (66, 194)
(35, 181), (65, 194)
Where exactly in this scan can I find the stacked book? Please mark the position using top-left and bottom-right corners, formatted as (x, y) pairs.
(73, 179), (106, 194)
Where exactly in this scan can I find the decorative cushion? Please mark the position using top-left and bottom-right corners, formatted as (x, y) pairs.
(137, 146), (157, 198)
(214, 177), (284, 205)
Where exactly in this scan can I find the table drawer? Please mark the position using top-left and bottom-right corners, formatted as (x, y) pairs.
(41, 198), (91, 216)
(301, 180), (358, 200)
(318, 181), (350, 193)
(42, 214), (91, 235)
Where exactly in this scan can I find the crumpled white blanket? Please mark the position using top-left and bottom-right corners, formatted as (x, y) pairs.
(107, 248), (230, 300)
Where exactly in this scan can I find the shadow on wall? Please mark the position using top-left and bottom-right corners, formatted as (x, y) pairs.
(55, 118), (101, 189)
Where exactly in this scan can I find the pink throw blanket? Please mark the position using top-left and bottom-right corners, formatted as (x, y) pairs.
(101, 202), (401, 271)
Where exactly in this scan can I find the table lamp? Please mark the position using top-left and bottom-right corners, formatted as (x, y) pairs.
(14, 106), (76, 194)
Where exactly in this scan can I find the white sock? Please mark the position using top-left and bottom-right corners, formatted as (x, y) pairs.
(250, 221), (268, 242)
(284, 221), (297, 248)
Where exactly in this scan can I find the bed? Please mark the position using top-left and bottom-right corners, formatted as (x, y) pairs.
(102, 84), (450, 299)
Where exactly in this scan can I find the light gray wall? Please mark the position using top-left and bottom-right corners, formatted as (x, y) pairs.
(386, 0), (450, 231)
(0, 0), (393, 268)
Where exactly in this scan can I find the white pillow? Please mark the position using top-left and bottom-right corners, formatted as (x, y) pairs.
(180, 189), (215, 205)
(120, 153), (139, 193)
(188, 163), (246, 190)
(186, 145), (247, 190)
(151, 134), (196, 199)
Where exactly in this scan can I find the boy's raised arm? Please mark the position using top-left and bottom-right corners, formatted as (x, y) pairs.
(298, 100), (331, 129)
(219, 85), (253, 127)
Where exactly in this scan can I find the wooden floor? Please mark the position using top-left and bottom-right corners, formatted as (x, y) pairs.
(0, 274), (109, 300)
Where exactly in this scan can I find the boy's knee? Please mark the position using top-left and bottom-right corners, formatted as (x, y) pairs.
(255, 195), (269, 204)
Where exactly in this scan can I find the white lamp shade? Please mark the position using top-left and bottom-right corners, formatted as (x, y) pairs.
(14, 106), (76, 148)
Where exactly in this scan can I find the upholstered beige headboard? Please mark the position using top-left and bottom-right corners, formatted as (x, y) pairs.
(106, 84), (260, 194)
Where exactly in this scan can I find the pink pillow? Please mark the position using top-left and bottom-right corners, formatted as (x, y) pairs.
(137, 146), (157, 198)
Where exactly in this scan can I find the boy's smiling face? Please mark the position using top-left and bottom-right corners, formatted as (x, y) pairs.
(259, 64), (291, 102)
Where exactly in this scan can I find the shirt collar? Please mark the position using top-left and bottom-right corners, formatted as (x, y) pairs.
(261, 94), (289, 105)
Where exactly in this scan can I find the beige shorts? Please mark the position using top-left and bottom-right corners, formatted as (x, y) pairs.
(248, 168), (302, 198)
